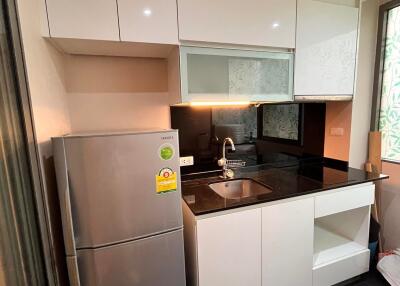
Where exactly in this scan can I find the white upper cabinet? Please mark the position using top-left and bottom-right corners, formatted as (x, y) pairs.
(46, 0), (120, 41)
(177, 0), (297, 48)
(118, 0), (179, 44)
(294, 0), (359, 96)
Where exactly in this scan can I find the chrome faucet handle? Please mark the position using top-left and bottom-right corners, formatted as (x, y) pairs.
(219, 137), (236, 179)
(222, 137), (235, 159)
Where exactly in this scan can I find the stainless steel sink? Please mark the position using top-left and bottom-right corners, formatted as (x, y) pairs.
(209, 179), (272, 199)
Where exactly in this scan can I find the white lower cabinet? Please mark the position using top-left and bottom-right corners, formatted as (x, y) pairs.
(313, 249), (370, 286)
(262, 198), (314, 286)
(197, 209), (262, 286)
(183, 183), (375, 286)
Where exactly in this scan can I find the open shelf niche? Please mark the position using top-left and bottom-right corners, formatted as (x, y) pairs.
(313, 206), (371, 268)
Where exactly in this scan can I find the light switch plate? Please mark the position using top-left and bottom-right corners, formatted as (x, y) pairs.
(180, 156), (194, 166)
(330, 127), (344, 136)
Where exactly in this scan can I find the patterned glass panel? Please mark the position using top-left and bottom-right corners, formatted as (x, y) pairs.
(379, 6), (400, 162)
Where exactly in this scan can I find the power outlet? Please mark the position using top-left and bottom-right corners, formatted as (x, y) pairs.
(180, 156), (194, 166)
(330, 127), (344, 136)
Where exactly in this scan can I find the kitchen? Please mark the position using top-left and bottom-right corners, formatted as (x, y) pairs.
(0, 0), (399, 286)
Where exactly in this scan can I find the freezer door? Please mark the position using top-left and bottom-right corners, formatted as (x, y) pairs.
(64, 131), (183, 248)
(76, 229), (186, 286)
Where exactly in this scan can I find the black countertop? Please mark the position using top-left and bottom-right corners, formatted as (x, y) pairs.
(181, 159), (388, 216)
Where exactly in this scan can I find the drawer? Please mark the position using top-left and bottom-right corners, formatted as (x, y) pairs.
(313, 249), (370, 286)
(315, 184), (374, 218)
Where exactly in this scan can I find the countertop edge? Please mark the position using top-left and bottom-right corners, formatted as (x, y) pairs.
(184, 176), (388, 217)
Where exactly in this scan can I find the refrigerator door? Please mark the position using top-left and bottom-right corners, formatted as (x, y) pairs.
(76, 229), (186, 286)
(64, 130), (183, 249)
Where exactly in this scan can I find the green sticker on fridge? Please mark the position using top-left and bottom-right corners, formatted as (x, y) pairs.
(159, 144), (174, 160)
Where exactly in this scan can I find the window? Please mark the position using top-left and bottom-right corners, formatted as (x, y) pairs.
(373, 1), (400, 163)
(257, 104), (303, 145)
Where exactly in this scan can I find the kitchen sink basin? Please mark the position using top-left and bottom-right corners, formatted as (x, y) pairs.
(209, 179), (272, 199)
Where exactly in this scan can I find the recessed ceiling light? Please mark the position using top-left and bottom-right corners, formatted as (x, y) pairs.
(272, 22), (280, 29)
(143, 8), (152, 16)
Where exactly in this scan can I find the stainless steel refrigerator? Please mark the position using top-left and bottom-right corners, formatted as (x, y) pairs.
(52, 130), (186, 286)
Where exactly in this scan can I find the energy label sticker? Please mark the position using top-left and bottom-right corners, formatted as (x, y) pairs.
(156, 168), (177, 194)
(159, 144), (175, 160)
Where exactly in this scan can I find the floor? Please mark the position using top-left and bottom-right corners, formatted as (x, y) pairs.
(349, 270), (390, 286)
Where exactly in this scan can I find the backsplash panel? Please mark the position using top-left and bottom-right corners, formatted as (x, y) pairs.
(262, 104), (299, 140)
(212, 106), (257, 141)
(171, 103), (326, 174)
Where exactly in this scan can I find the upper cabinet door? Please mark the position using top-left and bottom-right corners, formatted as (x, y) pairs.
(46, 0), (120, 41)
(179, 46), (294, 104)
(294, 0), (359, 96)
(118, 0), (179, 44)
(177, 0), (297, 48)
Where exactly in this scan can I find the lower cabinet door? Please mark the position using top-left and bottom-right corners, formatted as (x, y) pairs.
(313, 249), (370, 286)
(197, 208), (262, 286)
(76, 229), (186, 286)
(262, 198), (314, 286)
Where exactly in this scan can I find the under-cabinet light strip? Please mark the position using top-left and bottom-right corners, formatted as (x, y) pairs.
(189, 101), (251, 107)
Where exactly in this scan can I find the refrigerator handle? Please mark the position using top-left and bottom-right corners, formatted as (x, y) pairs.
(63, 176), (77, 255)
(52, 138), (77, 256)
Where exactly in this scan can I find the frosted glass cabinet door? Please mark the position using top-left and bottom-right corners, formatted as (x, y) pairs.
(177, 0), (296, 48)
(180, 46), (294, 103)
(46, 0), (120, 41)
(294, 0), (359, 96)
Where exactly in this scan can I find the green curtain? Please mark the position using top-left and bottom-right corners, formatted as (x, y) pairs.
(0, 1), (46, 285)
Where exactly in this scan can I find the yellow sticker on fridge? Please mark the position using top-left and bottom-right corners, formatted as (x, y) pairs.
(156, 168), (177, 194)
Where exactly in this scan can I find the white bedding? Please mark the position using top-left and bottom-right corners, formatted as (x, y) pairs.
(377, 250), (400, 286)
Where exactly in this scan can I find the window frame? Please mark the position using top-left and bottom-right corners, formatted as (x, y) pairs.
(257, 103), (304, 146)
(371, 0), (400, 164)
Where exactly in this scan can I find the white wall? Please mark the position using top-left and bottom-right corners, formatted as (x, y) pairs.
(350, 0), (400, 251)
(64, 55), (170, 132)
(349, 0), (379, 169)
(380, 162), (400, 250)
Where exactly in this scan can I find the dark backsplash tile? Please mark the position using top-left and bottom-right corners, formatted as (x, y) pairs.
(171, 103), (326, 174)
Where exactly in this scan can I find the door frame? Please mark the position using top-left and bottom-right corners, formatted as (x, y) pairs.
(3, 0), (56, 284)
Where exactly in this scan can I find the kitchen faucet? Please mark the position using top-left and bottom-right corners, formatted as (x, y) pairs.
(218, 137), (236, 179)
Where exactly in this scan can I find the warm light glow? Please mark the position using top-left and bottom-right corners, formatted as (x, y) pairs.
(272, 22), (280, 29)
(143, 8), (152, 16)
(189, 101), (251, 107)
